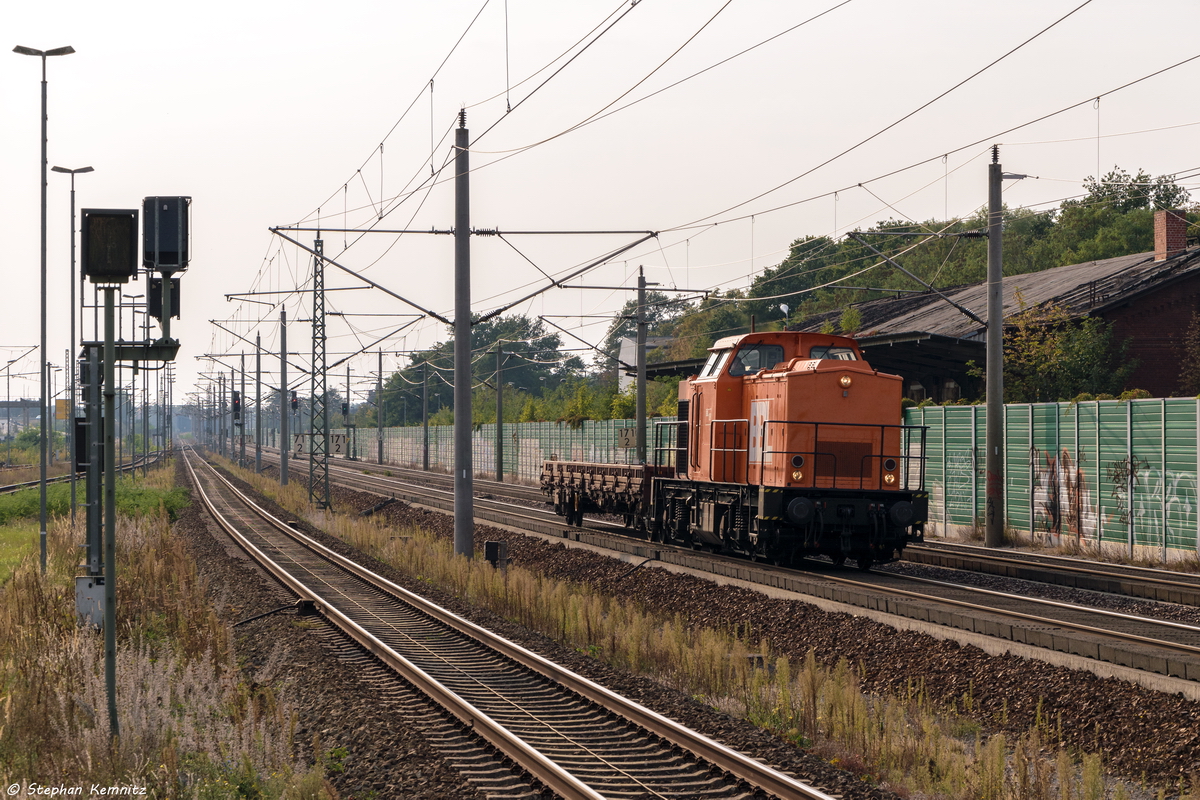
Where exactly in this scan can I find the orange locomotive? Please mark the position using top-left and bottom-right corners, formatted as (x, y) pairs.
(542, 331), (928, 569)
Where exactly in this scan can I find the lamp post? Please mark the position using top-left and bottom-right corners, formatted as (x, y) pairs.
(52, 165), (93, 519)
(15, 43), (76, 573)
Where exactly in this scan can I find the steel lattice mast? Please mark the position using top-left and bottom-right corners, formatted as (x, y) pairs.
(309, 238), (330, 508)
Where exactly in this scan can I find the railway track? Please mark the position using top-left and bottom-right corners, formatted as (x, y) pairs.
(905, 540), (1200, 606)
(0, 449), (169, 494)
(243, 450), (1200, 688)
(184, 448), (837, 800)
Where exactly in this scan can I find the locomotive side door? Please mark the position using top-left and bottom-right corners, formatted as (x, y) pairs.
(749, 399), (770, 465)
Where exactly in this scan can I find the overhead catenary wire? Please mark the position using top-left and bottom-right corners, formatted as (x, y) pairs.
(216, 12), (1200, 393)
(672, 0), (1098, 230)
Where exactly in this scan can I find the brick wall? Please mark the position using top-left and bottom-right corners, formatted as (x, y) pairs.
(1103, 270), (1200, 396)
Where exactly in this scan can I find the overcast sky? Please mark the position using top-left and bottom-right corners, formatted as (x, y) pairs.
(2, 0), (1197, 409)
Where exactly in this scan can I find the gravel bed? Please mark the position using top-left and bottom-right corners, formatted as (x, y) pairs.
(246, 464), (904, 800)
(173, 460), (485, 799)
(220, 461), (1200, 795)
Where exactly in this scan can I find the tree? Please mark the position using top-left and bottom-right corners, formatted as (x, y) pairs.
(656, 291), (749, 361)
(1179, 312), (1200, 396)
(838, 306), (862, 336)
(979, 292), (1137, 403)
(1029, 168), (1192, 267)
(377, 314), (581, 427)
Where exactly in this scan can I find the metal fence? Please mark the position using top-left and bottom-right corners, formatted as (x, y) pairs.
(325, 398), (1200, 560)
(333, 417), (671, 484)
(906, 399), (1200, 558)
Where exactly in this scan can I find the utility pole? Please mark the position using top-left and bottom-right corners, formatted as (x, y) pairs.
(101, 287), (117, 738)
(141, 325), (148, 476)
(453, 110), (472, 558)
(985, 146), (1005, 548)
(422, 361), (430, 471)
(377, 349), (383, 465)
(217, 373), (224, 457)
(280, 308), (289, 487)
(495, 346), (504, 480)
(84, 346), (99, 576)
(255, 333), (262, 473)
(239, 351), (246, 468)
(635, 266), (660, 465)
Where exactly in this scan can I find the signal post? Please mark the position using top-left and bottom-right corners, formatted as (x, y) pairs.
(77, 197), (187, 739)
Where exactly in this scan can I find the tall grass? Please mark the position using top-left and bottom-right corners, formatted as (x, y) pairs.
(0, 460), (332, 799)
(231, 460), (1160, 800)
(0, 473), (188, 527)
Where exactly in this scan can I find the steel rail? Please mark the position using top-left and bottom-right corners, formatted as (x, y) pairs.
(909, 542), (1200, 595)
(815, 570), (1200, 658)
(893, 572), (1200, 635)
(183, 451), (607, 800)
(0, 450), (167, 494)
(187, 449), (837, 800)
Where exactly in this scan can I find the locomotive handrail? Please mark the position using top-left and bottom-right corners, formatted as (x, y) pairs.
(652, 419), (686, 473)
(710, 418), (749, 484)
(758, 420), (928, 491)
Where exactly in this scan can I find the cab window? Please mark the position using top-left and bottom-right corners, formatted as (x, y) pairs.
(809, 345), (857, 361)
(728, 344), (785, 376)
(699, 349), (731, 378)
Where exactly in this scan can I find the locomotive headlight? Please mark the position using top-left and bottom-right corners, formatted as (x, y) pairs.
(791, 470), (804, 481)
(883, 473), (896, 485)
(839, 375), (852, 388)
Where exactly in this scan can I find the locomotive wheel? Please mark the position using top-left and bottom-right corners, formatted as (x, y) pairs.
(856, 554), (873, 572)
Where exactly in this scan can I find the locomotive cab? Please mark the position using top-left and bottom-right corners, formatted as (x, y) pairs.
(661, 331), (927, 568)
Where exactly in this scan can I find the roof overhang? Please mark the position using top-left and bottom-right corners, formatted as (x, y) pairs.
(856, 331), (985, 378)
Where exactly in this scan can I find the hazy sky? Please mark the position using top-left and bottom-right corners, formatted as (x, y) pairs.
(3, 0), (1197, 408)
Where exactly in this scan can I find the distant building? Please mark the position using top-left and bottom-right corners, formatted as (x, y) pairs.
(617, 336), (675, 391)
(798, 210), (1200, 400)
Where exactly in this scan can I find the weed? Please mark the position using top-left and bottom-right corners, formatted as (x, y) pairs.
(0, 460), (333, 798)
(224, 457), (1150, 800)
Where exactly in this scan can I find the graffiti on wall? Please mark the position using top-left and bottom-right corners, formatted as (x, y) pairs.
(1106, 455), (1197, 547)
(1031, 447), (1097, 540)
(1104, 455), (1148, 527)
(944, 449), (976, 519)
(1031, 449), (1198, 547)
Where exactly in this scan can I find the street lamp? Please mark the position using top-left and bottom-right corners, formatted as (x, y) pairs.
(51, 165), (92, 518)
(15, 43), (75, 572)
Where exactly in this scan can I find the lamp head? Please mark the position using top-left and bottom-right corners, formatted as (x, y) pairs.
(13, 45), (74, 57)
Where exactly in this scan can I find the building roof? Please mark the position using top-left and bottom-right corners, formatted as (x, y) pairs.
(800, 247), (1200, 342)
